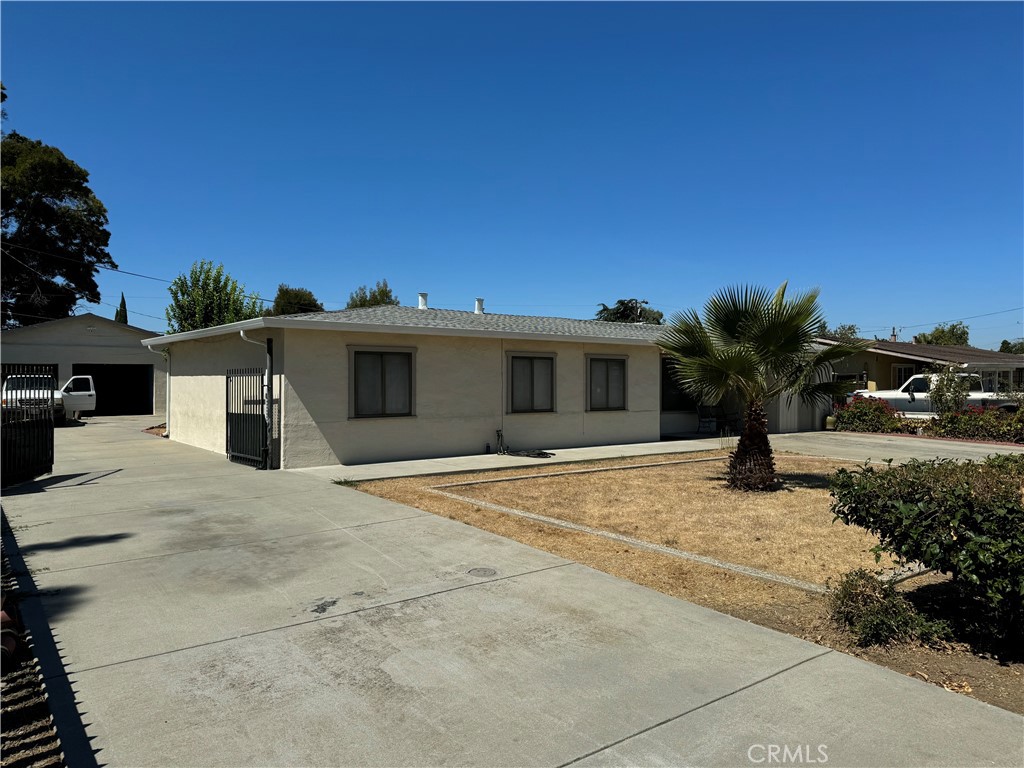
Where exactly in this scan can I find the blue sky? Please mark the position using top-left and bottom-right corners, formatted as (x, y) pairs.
(3, 2), (1022, 348)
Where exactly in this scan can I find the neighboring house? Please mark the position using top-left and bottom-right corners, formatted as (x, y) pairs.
(2, 313), (167, 418)
(824, 339), (1024, 394)
(141, 298), (846, 470)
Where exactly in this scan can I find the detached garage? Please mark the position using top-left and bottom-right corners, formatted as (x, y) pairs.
(1, 313), (166, 418)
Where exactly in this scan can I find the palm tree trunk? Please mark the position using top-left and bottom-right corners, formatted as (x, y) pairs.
(727, 400), (778, 491)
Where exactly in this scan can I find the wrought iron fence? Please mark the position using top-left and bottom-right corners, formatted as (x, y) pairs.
(2, 363), (57, 487)
(226, 367), (267, 469)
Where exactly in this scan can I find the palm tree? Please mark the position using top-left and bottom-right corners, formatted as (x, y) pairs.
(657, 283), (865, 491)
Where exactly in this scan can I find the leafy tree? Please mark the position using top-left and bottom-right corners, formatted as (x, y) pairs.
(268, 284), (323, 316)
(999, 339), (1024, 355)
(816, 322), (860, 341)
(595, 298), (663, 325)
(658, 283), (865, 491)
(1, 88), (116, 327)
(347, 279), (399, 309)
(914, 321), (969, 346)
(114, 292), (128, 324)
(165, 260), (263, 333)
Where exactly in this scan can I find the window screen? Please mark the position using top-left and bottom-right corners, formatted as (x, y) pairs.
(510, 356), (554, 412)
(354, 351), (411, 416)
(590, 358), (626, 410)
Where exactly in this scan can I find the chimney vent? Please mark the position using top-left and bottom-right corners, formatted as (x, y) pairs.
(475, 298), (485, 314)
(418, 292), (428, 310)
(891, 327), (898, 343)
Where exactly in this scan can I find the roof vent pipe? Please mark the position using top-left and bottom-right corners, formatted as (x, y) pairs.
(418, 292), (428, 310)
(475, 298), (485, 314)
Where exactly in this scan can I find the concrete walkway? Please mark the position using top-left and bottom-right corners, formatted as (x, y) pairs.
(292, 430), (1024, 482)
(2, 417), (1021, 767)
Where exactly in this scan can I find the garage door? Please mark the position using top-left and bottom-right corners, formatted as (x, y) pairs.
(71, 363), (154, 416)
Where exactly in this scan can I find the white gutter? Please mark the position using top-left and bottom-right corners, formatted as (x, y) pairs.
(239, 329), (264, 348)
(145, 344), (171, 436)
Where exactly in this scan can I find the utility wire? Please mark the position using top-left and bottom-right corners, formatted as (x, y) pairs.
(3, 241), (275, 304)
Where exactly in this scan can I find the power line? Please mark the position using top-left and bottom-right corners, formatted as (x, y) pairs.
(3, 241), (275, 304)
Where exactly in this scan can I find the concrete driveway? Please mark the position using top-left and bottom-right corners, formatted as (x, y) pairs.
(2, 418), (1021, 767)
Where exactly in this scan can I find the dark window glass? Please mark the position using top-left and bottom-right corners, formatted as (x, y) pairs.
(590, 358), (626, 410)
(510, 356), (554, 413)
(661, 358), (697, 412)
(354, 352), (411, 416)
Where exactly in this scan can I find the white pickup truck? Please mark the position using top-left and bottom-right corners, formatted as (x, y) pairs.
(851, 373), (1018, 418)
(1, 374), (96, 425)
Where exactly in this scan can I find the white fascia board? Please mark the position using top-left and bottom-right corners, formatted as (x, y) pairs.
(141, 316), (661, 348)
(140, 317), (268, 347)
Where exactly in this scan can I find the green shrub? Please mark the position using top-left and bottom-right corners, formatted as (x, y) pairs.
(833, 396), (904, 433)
(829, 456), (1024, 643)
(928, 366), (971, 415)
(931, 407), (1024, 443)
(827, 569), (950, 646)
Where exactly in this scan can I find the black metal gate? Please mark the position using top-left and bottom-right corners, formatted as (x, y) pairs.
(226, 367), (268, 469)
(2, 363), (57, 487)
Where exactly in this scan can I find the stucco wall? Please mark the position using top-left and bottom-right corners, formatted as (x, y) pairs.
(1, 315), (167, 417)
(164, 332), (281, 458)
(280, 330), (662, 468)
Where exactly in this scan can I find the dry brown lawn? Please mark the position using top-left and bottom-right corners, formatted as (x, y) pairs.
(451, 455), (893, 585)
(356, 451), (1024, 715)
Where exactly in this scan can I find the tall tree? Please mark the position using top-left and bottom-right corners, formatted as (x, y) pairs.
(998, 339), (1024, 355)
(914, 321), (969, 346)
(815, 322), (859, 341)
(347, 279), (399, 309)
(595, 298), (663, 325)
(268, 284), (323, 316)
(1, 88), (116, 327)
(114, 292), (128, 324)
(165, 260), (263, 333)
(658, 283), (865, 491)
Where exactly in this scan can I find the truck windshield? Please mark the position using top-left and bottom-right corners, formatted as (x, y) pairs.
(3, 376), (55, 390)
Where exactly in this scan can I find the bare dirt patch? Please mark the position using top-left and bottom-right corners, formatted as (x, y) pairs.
(357, 451), (1024, 715)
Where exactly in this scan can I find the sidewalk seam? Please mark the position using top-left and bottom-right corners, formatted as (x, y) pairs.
(557, 648), (835, 768)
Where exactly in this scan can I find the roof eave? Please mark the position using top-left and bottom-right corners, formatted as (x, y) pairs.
(815, 338), (1023, 368)
(141, 316), (661, 347)
(141, 317), (270, 347)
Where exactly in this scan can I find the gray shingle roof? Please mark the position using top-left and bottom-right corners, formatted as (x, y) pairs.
(280, 305), (667, 342)
(861, 339), (1024, 366)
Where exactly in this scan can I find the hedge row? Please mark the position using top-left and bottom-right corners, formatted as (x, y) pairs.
(833, 396), (1024, 443)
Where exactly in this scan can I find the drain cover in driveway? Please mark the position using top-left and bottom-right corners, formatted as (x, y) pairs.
(467, 567), (497, 578)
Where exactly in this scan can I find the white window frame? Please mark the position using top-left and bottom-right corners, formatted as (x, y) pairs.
(586, 354), (628, 412)
(348, 345), (417, 419)
(892, 364), (915, 390)
(507, 352), (556, 414)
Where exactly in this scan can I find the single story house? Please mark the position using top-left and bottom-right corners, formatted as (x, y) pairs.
(141, 297), (844, 469)
(825, 338), (1024, 393)
(2, 313), (167, 418)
